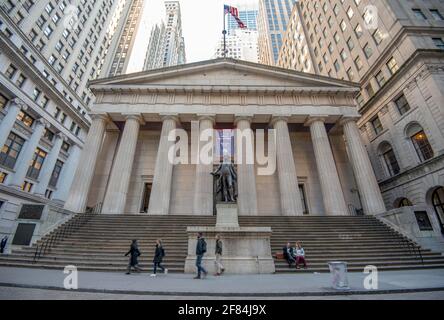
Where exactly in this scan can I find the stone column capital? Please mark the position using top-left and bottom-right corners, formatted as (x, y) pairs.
(122, 113), (145, 125)
(304, 115), (329, 127)
(56, 132), (68, 142)
(10, 97), (27, 110)
(159, 113), (180, 124)
(234, 114), (253, 126)
(196, 114), (216, 124)
(36, 118), (51, 128)
(270, 115), (292, 126)
(339, 116), (360, 126)
(90, 113), (110, 123)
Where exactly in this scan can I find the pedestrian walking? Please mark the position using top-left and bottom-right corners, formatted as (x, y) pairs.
(0, 236), (7, 254)
(194, 232), (208, 279)
(214, 234), (225, 276)
(151, 239), (167, 277)
(124, 239), (142, 274)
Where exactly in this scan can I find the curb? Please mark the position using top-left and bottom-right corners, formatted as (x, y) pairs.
(1, 282), (444, 297)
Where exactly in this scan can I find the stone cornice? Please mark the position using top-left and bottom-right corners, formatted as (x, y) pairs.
(358, 49), (444, 116)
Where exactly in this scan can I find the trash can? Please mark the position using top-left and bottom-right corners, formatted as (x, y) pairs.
(327, 261), (350, 290)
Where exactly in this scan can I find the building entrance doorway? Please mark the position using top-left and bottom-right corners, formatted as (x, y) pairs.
(431, 187), (444, 234)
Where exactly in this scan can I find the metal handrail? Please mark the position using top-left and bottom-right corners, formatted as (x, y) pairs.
(33, 203), (102, 262)
(399, 235), (424, 266)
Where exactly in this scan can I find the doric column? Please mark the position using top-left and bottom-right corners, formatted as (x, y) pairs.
(64, 114), (109, 213)
(341, 117), (386, 215)
(148, 114), (178, 215)
(52, 144), (81, 204)
(193, 115), (215, 215)
(7, 118), (48, 188)
(306, 116), (348, 215)
(102, 114), (143, 214)
(0, 98), (25, 148)
(271, 116), (304, 216)
(234, 115), (258, 215)
(33, 133), (66, 196)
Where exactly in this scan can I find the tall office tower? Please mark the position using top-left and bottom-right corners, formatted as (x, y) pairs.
(277, 0), (444, 227)
(257, 0), (296, 66)
(214, 29), (259, 63)
(143, 1), (186, 70)
(227, 7), (259, 34)
(0, 0), (124, 249)
(101, 0), (145, 77)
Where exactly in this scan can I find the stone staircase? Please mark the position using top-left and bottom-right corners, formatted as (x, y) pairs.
(1, 214), (444, 273)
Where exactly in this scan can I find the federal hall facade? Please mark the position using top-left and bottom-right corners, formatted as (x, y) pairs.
(63, 59), (387, 217)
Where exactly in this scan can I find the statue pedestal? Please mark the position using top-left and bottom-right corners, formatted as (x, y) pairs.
(185, 204), (275, 274)
(216, 203), (239, 228)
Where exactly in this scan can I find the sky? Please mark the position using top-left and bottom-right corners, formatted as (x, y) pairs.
(127, 0), (259, 72)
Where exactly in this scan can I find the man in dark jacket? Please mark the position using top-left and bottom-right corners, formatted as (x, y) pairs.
(125, 239), (142, 274)
(0, 236), (7, 254)
(214, 234), (225, 276)
(194, 232), (208, 279)
(283, 242), (295, 268)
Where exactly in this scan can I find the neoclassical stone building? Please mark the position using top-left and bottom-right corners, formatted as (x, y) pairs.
(64, 59), (387, 217)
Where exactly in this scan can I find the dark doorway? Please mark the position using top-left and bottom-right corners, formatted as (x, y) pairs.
(12, 223), (36, 245)
(140, 182), (152, 213)
(431, 187), (444, 234)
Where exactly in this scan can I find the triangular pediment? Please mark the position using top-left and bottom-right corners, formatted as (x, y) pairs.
(89, 58), (359, 92)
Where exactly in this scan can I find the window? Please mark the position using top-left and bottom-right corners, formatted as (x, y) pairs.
(16, 110), (34, 127)
(364, 43), (373, 58)
(21, 181), (33, 192)
(387, 57), (399, 75)
(347, 37), (354, 50)
(334, 60), (340, 72)
(397, 198), (412, 208)
(340, 49), (348, 61)
(49, 160), (64, 187)
(43, 129), (54, 142)
(299, 184), (309, 215)
(0, 94), (8, 110)
(379, 143), (400, 176)
(375, 71), (386, 87)
(5, 64), (17, 79)
(395, 95), (410, 115)
(432, 38), (444, 49)
(40, 96), (49, 108)
(411, 130), (434, 162)
(60, 113), (67, 124)
(0, 132), (25, 169)
(347, 67), (355, 81)
(26, 148), (47, 180)
(412, 8), (427, 20)
(371, 116), (383, 135)
(355, 56), (363, 71)
(373, 29), (384, 45)
(366, 83), (375, 97)
(16, 74), (27, 88)
(354, 24), (363, 38)
(0, 172), (7, 183)
(32, 88), (41, 101)
(430, 9), (444, 21)
(61, 142), (70, 153)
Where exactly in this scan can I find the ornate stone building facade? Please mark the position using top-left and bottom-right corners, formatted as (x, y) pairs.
(64, 59), (387, 218)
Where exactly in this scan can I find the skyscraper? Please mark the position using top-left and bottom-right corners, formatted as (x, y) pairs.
(0, 0), (126, 249)
(277, 0), (444, 223)
(143, 1), (186, 70)
(227, 8), (258, 34)
(257, 0), (296, 65)
(101, 0), (145, 77)
(214, 29), (259, 63)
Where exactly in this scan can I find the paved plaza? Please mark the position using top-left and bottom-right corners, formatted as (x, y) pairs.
(0, 267), (444, 299)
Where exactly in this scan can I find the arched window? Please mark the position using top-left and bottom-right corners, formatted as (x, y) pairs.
(398, 198), (412, 207)
(431, 187), (444, 233)
(378, 142), (400, 176)
(406, 123), (434, 162)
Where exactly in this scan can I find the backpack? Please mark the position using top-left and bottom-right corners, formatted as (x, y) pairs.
(161, 247), (166, 257)
(201, 239), (207, 254)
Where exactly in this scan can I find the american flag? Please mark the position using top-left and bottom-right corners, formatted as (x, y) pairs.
(224, 4), (247, 29)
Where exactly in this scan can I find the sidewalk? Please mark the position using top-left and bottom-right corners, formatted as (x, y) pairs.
(0, 267), (444, 297)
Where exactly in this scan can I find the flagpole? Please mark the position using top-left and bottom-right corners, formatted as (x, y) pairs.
(223, 8), (227, 58)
